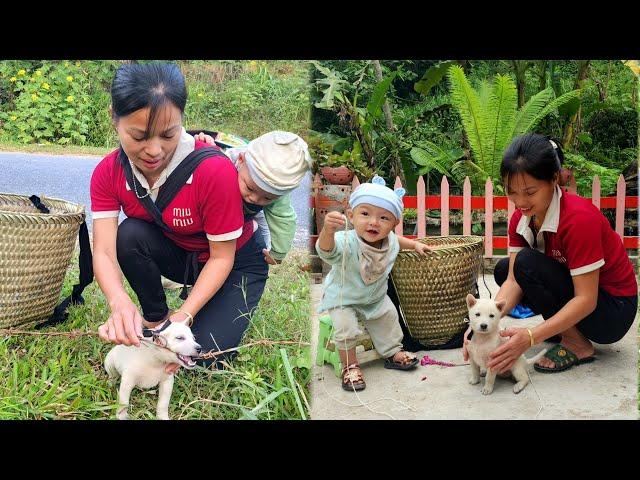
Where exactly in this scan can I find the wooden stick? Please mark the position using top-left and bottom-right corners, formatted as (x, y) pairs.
(0, 329), (309, 360)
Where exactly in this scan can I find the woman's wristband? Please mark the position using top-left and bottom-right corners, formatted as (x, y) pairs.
(526, 328), (535, 347)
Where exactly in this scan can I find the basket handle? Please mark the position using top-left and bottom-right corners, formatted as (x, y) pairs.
(28, 195), (50, 214)
(35, 221), (93, 329)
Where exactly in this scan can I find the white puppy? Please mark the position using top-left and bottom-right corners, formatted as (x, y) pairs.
(466, 295), (546, 395)
(104, 321), (202, 420)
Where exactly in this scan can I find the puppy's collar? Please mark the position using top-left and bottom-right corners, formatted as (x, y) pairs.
(141, 319), (171, 338)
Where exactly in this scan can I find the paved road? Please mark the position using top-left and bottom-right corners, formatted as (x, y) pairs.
(0, 151), (310, 249)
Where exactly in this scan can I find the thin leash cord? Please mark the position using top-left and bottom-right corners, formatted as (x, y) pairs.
(0, 329), (305, 361)
(526, 368), (544, 419)
(318, 216), (415, 419)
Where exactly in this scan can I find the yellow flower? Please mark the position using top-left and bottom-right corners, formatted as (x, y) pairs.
(10, 115), (17, 121)
(9, 76), (16, 82)
(66, 95), (74, 102)
(31, 93), (38, 101)
(66, 75), (73, 82)
(197, 93), (203, 98)
(17, 69), (26, 76)
(42, 82), (50, 90)
(249, 60), (257, 66)
(35, 70), (42, 77)
(75, 61), (80, 67)
(624, 60), (640, 76)
(64, 61), (70, 67)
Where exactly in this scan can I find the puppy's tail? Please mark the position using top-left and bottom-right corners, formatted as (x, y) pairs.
(525, 348), (548, 366)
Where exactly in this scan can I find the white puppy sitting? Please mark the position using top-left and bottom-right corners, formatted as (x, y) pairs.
(104, 320), (202, 420)
(465, 295), (546, 395)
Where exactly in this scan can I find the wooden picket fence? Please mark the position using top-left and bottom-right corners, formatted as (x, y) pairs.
(311, 173), (638, 258)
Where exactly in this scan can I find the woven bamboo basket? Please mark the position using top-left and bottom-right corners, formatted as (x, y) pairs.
(391, 235), (483, 347)
(0, 193), (85, 328)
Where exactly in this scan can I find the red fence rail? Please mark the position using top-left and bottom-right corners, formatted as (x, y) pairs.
(310, 174), (638, 256)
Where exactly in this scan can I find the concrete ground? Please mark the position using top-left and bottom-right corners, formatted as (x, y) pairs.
(310, 275), (638, 420)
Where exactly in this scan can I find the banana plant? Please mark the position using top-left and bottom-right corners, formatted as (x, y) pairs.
(312, 61), (397, 172)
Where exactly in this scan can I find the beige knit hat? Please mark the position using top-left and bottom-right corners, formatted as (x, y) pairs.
(244, 131), (313, 195)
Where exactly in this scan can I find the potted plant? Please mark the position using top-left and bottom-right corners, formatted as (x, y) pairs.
(402, 208), (418, 236)
(320, 156), (355, 185)
(308, 132), (374, 185)
(320, 141), (374, 184)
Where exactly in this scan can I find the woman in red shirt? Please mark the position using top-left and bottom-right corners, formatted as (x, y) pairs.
(465, 133), (637, 374)
(91, 63), (268, 369)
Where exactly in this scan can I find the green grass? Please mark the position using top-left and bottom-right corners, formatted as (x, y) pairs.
(0, 140), (109, 156)
(0, 249), (311, 420)
(182, 60), (311, 140)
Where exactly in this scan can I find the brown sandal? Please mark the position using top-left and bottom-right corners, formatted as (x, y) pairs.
(341, 363), (366, 392)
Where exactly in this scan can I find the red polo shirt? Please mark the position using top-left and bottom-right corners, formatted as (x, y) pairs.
(90, 142), (253, 262)
(508, 188), (637, 297)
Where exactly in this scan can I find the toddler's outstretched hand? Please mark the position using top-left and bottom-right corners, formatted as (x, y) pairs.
(194, 131), (217, 145)
(263, 249), (279, 265)
(414, 241), (431, 255)
(323, 211), (347, 233)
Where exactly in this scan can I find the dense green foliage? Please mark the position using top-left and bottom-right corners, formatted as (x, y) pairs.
(0, 60), (310, 148)
(310, 60), (638, 196)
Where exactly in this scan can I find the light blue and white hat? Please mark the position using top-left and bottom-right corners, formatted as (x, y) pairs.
(348, 175), (405, 220)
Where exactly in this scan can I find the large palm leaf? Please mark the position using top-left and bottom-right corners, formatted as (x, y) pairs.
(448, 65), (487, 166)
(518, 89), (582, 135)
(410, 141), (464, 176)
(484, 74), (517, 182)
(477, 79), (492, 109)
(511, 88), (555, 138)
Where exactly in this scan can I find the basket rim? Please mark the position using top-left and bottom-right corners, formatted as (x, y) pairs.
(397, 235), (484, 256)
(0, 192), (85, 218)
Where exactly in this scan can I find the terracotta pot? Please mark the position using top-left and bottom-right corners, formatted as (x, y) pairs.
(320, 166), (354, 185)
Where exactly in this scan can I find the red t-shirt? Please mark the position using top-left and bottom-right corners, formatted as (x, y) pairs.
(508, 189), (637, 297)
(90, 142), (253, 262)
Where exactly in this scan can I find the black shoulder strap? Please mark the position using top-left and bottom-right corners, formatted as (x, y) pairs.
(119, 148), (169, 231)
(118, 146), (223, 231)
(155, 147), (222, 211)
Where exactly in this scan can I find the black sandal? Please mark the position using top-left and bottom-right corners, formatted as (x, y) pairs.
(533, 344), (595, 373)
(384, 351), (419, 371)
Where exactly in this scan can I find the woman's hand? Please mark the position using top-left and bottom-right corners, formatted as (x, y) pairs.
(486, 328), (531, 374)
(98, 295), (144, 346)
(462, 326), (472, 361)
(194, 131), (217, 145)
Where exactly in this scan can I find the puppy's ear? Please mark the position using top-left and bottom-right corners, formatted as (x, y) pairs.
(466, 294), (477, 308)
(495, 299), (507, 314)
(153, 335), (166, 347)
